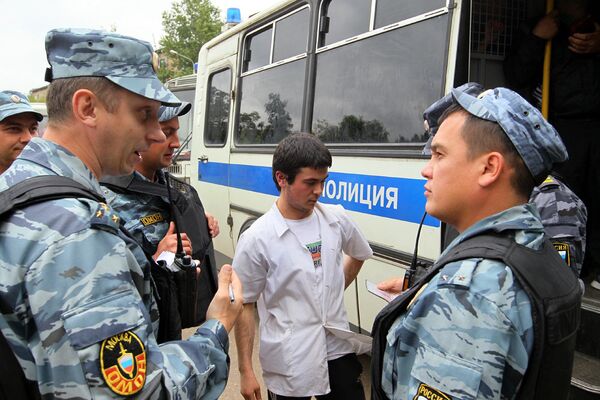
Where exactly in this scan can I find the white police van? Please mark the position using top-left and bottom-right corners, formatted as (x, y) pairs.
(187, 1), (600, 396)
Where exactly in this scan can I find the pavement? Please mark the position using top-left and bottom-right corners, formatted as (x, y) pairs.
(183, 319), (372, 399)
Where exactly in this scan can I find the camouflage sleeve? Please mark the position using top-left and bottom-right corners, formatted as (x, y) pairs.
(9, 222), (228, 399)
(382, 259), (533, 400)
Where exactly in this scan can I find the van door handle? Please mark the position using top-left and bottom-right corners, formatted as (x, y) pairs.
(198, 155), (209, 163)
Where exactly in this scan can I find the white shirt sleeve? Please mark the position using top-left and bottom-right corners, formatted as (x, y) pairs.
(232, 228), (269, 303)
(335, 205), (373, 261)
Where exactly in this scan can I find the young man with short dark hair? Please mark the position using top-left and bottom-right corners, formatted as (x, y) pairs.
(234, 133), (373, 400)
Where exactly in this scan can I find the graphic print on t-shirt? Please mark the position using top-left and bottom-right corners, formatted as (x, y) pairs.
(306, 241), (322, 268)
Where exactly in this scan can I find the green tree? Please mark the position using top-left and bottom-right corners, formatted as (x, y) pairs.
(160, 0), (223, 81)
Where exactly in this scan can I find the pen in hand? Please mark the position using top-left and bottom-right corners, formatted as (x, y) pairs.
(228, 284), (235, 303)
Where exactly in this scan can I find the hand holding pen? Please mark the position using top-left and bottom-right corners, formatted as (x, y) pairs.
(206, 264), (243, 332)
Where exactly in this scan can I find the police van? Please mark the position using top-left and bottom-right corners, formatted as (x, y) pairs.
(187, 0), (600, 396)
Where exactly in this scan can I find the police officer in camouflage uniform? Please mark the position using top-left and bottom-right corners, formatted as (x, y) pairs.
(0, 90), (42, 174)
(0, 28), (242, 399)
(102, 102), (220, 325)
(102, 102), (218, 261)
(531, 174), (587, 277)
(377, 86), (569, 399)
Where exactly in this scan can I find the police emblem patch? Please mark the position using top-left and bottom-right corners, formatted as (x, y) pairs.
(552, 242), (571, 266)
(412, 383), (452, 400)
(100, 331), (146, 396)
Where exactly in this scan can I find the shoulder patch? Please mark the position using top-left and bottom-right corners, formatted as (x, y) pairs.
(100, 331), (147, 396)
(436, 259), (479, 289)
(552, 241), (571, 266)
(413, 383), (452, 400)
(91, 202), (120, 234)
(539, 175), (559, 190)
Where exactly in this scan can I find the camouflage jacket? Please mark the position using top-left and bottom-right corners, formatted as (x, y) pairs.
(530, 175), (587, 277)
(382, 204), (540, 400)
(0, 138), (229, 399)
(102, 171), (171, 256)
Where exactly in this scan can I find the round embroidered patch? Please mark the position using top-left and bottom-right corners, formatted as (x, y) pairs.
(100, 331), (147, 396)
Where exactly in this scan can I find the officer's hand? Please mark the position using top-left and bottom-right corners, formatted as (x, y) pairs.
(569, 23), (600, 54)
(206, 264), (243, 332)
(533, 10), (559, 40)
(240, 370), (262, 400)
(377, 277), (405, 294)
(205, 212), (220, 238)
(153, 222), (192, 259)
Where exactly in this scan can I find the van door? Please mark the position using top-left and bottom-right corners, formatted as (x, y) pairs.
(191, 37), (239, 259)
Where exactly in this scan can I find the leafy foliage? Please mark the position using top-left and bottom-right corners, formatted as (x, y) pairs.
(159, 0), (223, 80)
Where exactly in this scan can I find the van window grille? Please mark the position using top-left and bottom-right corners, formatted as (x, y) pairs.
(471, 0), (526, 57)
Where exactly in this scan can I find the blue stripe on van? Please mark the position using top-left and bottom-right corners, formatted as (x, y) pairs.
(198, 161), (439, 227)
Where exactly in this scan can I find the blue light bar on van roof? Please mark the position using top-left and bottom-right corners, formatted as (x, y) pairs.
(226, 8), (241, 24)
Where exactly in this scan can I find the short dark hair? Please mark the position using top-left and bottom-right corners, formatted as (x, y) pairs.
(440, 104), (536, 197)
(47, 77), (121, 122)
(272, 132), (332, 191)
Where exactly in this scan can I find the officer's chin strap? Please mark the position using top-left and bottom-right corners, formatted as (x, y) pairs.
(403, 211), (428, 291)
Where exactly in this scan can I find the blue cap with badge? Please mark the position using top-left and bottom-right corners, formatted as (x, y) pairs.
(452, 86), (568, 183)
(0, 90), (43, 123)
(44, 28), (181, 106)
(158, 102), (191, 123)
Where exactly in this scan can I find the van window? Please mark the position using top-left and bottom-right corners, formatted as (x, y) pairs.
(273, 7), (309, 62)
(237, 60), (305, 144)
(313, 15), (448, 144)
(320, 0), (371, 47)
(205, 69), (231, 146)
(244, 27), (273, 72)
(374, 0), (446, 29)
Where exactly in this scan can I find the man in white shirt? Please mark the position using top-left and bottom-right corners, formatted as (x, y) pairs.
(233, 133), (373, 400)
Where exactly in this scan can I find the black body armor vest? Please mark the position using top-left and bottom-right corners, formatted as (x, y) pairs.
(371, 233), (581, 400)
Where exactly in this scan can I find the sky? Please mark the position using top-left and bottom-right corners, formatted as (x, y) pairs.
(0, 0), (282, 94)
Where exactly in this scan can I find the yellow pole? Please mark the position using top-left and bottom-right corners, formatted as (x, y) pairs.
(542, 0), (554, 118)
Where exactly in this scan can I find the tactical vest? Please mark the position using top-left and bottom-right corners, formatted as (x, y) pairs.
(100, 173), (217, 327)
(371, 233), (582, 400)
(0, 175), (191, 399)
(0, 177), (118, 398)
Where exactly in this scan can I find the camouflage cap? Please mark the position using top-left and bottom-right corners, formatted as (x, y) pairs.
(0, 90), (43, 123)
(452, 86), (568, 182)
(45, 28), (181, 106)
(422, 82), (483, 155)
(423, 82), (483, 136)
(158, 102), (191, 122)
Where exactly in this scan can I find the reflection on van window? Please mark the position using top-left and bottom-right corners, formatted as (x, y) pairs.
(313, 15), (447, 143)
(206, 69), (231, 146)
(273, 7), (309, 62)
(320, 0), (370, 47)
(237, 60), (304, 144)
(244, 27), (273, 72)
(375, 0), (446, 29)
(173, 89), (194, 156)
